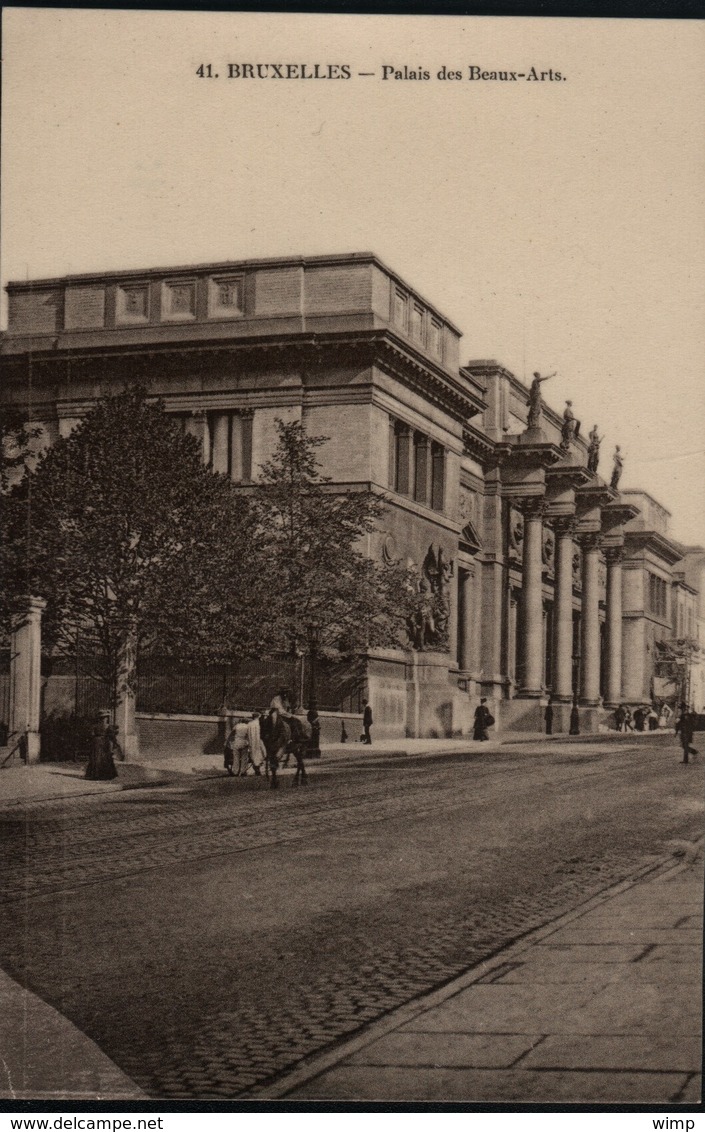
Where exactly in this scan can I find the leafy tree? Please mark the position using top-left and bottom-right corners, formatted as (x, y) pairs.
(251, 419), (418, 674)
(0, 407), (44, 634)
(0, 405), (42, 493)
(3, 387), (265, 710)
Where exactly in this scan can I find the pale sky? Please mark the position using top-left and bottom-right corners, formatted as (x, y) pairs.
(3, 9), (705, 544)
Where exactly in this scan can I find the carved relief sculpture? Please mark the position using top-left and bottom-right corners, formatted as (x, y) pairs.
(406, 544), (454, 651)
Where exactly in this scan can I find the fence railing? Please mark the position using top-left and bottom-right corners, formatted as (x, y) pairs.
(38, 653), (365, 719)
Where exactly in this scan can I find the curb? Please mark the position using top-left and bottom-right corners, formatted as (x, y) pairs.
(257, 842), (703, 1099)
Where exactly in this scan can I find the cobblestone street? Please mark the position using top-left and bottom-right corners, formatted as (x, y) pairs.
(0, 735), (702, 1100)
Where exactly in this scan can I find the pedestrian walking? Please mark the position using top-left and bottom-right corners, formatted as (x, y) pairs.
(245, 713), (266, 776)
(614, 704), (626, 732)
(86, 715), (119, 780)
(675, 703), (698, 764)
(623, 706), (634, 732)
(362, 700), (373, 745)
(224, 718), (250, 776)
(473, 698), (494, 741)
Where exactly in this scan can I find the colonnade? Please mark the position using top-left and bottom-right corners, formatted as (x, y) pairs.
(515, 501), (624, 707)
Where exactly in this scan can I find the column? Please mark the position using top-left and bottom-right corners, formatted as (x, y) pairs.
(9, 596), (46, 764)
(458, 569), (473, 671)
(211, 412), (230, 475)
(517, 499), (545, 697)
(579, 533), (601, 706)
(184, 410), (209, 463)
(550, 519), (575, 703)
(605, 547), (624, 705)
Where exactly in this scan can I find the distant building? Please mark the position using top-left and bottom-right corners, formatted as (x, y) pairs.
(2, 253), (702, 739)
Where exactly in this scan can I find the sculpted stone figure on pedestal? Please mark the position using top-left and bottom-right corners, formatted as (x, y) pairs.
(610, 445), (624, 490)
(560, 401), (580, 450)
(587, 425), (603, 473)
(527, 370), (555, 430)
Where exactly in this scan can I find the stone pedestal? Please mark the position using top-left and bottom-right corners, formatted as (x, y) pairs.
(9, 596), (46, 764)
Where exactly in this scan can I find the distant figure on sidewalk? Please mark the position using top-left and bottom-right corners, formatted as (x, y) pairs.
(473, 699), (494, 741)
(614, 704), (626, 731)
(623, 706), (634, 732)
(224, 719), (250, 777)
(86, 716), (118, 780)
(362, 700), (373, 745)
(675, 703), (698, 764)
(647, 705), (659, 731)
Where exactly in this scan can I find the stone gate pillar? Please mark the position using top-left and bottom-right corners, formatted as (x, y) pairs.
(9, 596), (46, 764)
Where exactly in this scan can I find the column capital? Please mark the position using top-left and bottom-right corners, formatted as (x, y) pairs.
(552, 516), (577, 538)
(604, 546), (625, 566)
(520, 496), (545, 520)
(190, 408), (208, 419)
(577, 531), (602, 552)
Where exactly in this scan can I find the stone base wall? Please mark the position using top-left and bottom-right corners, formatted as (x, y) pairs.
(136, 710), (364, 759)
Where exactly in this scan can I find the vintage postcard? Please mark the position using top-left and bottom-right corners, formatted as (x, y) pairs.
(1, 6), (703, 1114)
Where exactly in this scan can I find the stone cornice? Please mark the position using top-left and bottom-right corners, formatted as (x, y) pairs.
(623, 529), (685, 567)
(1, 329), (485, 427)
(462, 425), (506, 466)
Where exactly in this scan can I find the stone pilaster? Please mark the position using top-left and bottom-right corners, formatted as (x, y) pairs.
(579, 533), (602, 706)
(604, 546), (624, 706)
(9, 596), (46, 764)
(517, 499), (545, 698)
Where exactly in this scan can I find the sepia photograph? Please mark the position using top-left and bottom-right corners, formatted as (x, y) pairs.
(0, 5), (703, 1112)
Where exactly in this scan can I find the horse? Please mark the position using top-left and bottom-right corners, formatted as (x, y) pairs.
(260, 711), (309, 788)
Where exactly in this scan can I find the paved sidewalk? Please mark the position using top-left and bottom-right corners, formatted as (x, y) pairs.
(268, 848), (704, 1104)
(1, 732), (671, 807)
(0, 968), (145, 1101)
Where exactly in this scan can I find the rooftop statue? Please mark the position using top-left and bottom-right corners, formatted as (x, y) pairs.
(560, 400), (580, 451)
(610, 445), (624, 490)
(587, 424), (603, 473)
(527, 370), (556, 430)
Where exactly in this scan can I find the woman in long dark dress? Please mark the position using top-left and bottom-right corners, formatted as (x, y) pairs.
(86, 720), (119, 780)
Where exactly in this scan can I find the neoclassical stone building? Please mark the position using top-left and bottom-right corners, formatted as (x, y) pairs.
(2, 253), (701, 739)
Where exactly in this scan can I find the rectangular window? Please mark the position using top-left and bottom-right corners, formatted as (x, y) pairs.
(648, 573), (668, 619)
(394, 422), (411, 495)
(413, 433), (429, 504)
(431, 441), (445, 512)
(172, 410), (252, 482)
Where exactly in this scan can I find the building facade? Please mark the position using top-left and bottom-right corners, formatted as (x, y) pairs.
(2, 253), (701, 739)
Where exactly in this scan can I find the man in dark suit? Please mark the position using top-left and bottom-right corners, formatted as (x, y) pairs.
(362, 700), (373, 745)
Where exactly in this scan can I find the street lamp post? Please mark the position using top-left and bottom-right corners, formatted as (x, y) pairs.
(307, 619), (322, 758)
